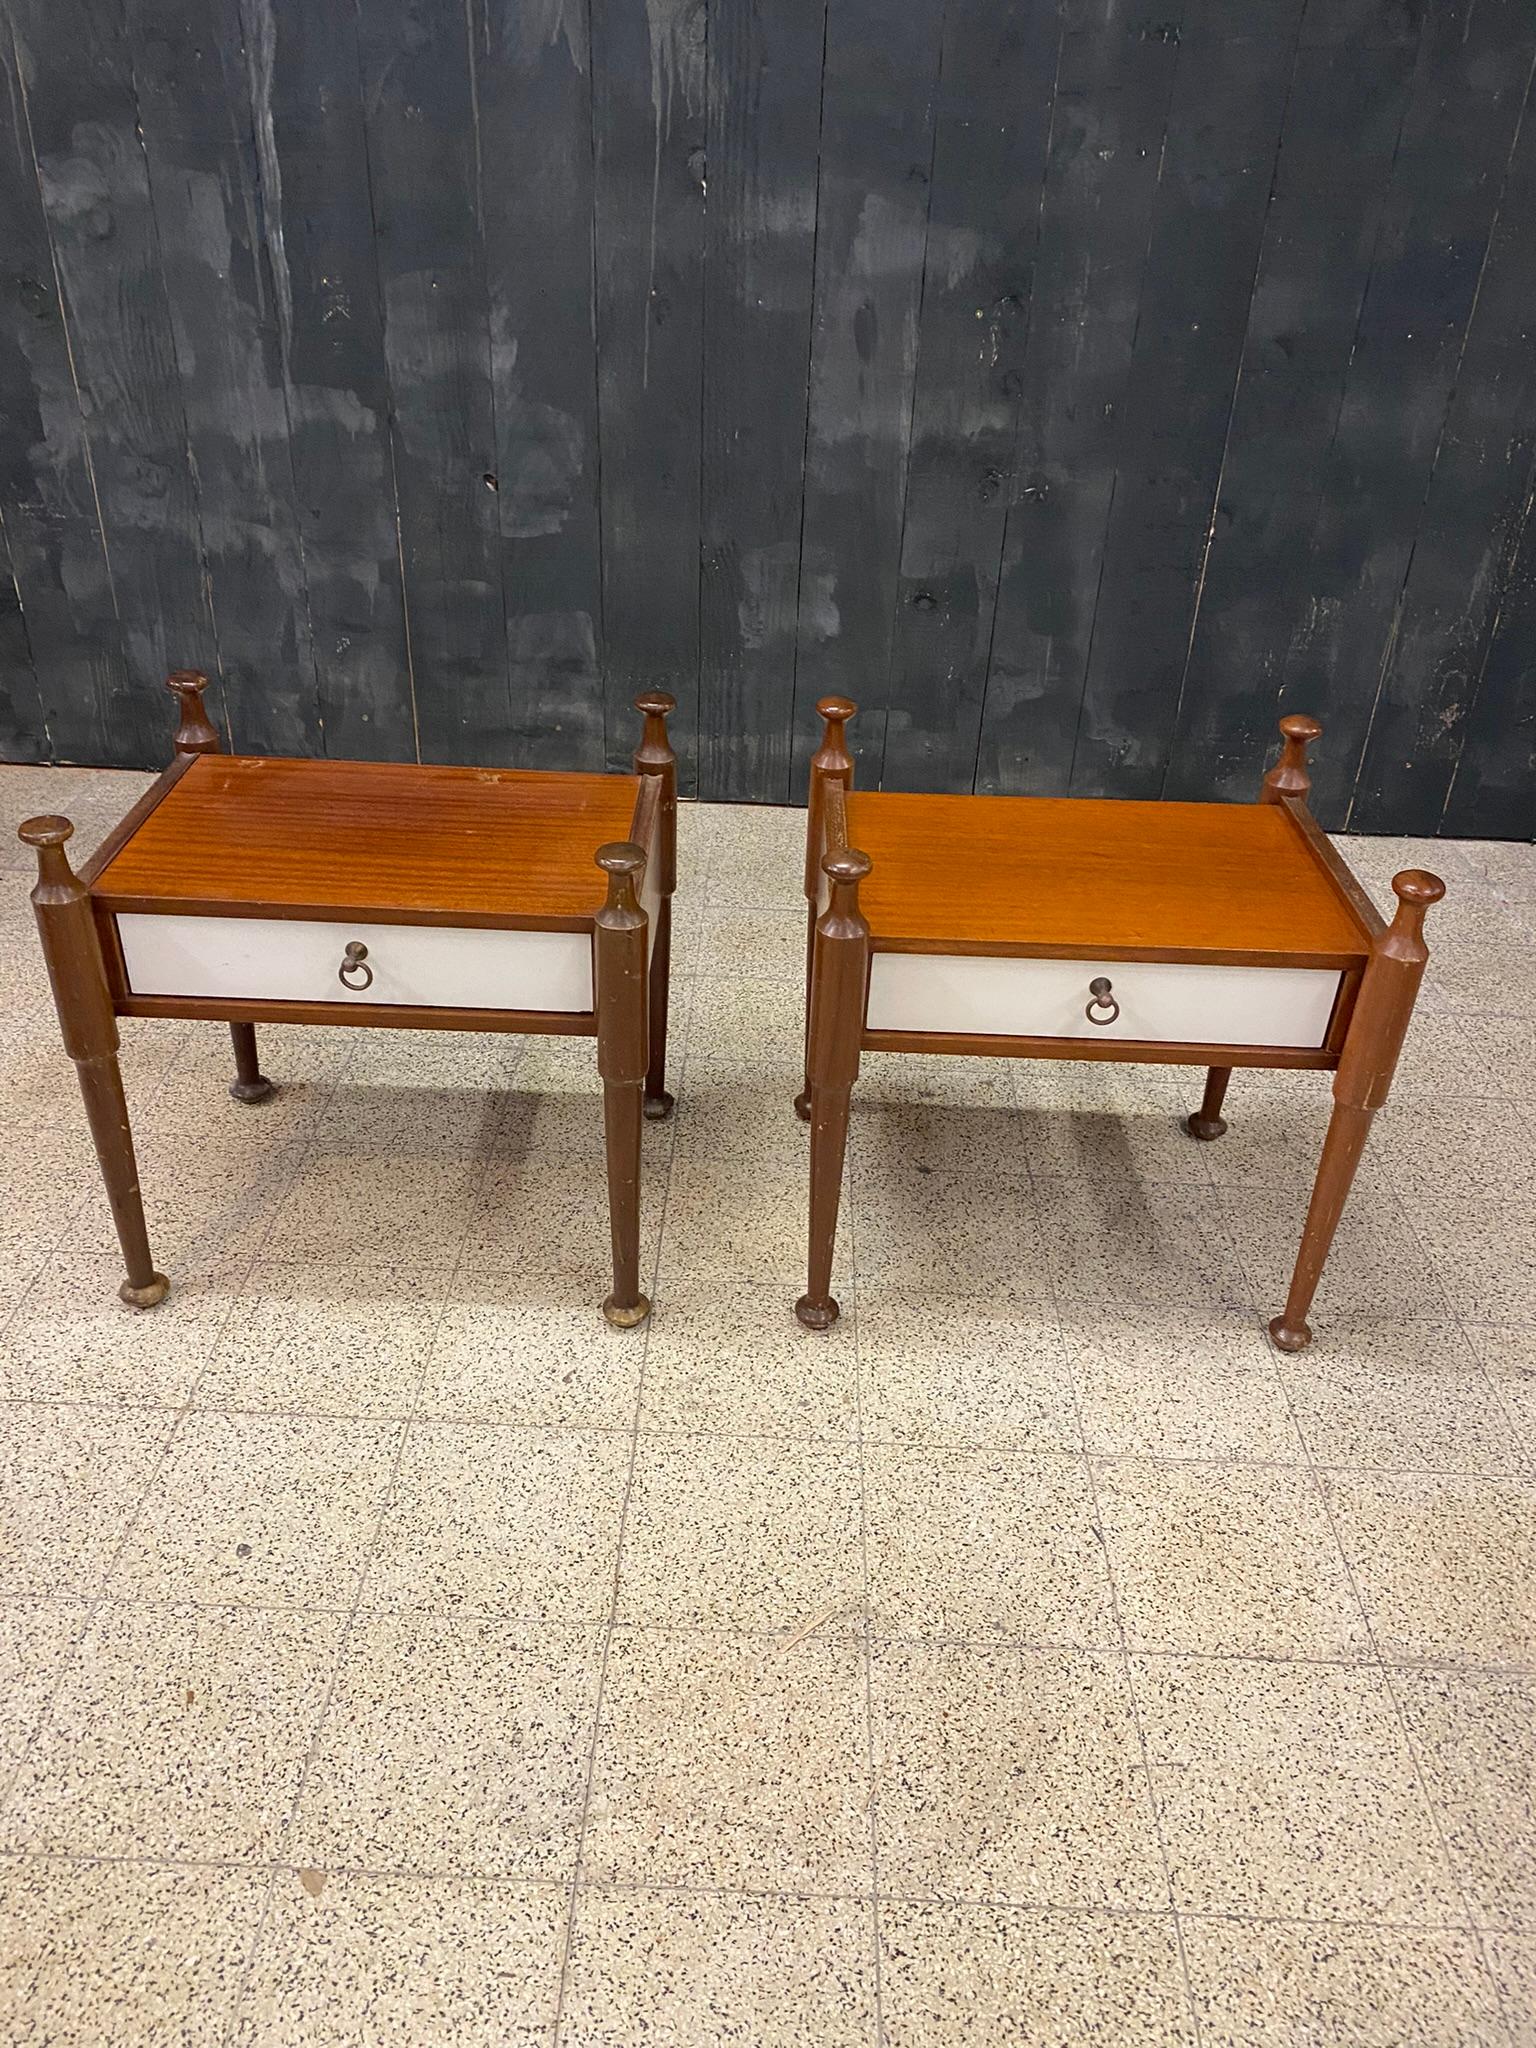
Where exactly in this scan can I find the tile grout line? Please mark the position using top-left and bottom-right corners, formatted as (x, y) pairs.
(215, 1034), (528, 2046)
(548, 904), (697, 2046)
(1028, 1144), (1209, 2048)
(0, 1037), (359, 1840)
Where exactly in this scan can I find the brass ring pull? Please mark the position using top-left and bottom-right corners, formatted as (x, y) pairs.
(338, 941), (373, 991)
(1085, 976), (1119, 1026)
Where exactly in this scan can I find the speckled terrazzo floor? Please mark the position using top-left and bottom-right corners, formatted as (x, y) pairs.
(1, 767), (1534, 2045)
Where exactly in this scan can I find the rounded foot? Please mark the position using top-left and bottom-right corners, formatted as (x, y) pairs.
(602, 1293), (651, 1329)
(795, 1294), (839, 1331)
(793, 1089), (812, 1123)
(119, 1272), (170, 1309)
(1185, 1111), (1227, 1142)
(1267, 1314), (1312, 1353)
(642, 1090), (675, 1123)
(229, 1075), (275, 1104)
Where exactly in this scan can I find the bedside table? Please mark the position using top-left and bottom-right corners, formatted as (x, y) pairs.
(20, 672), (678, 1328)
(793, 697), (1443, 1349)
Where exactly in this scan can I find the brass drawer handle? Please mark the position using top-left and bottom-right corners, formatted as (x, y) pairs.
(338, 941), (373, 991)
(1085, 976), (1119, 1026)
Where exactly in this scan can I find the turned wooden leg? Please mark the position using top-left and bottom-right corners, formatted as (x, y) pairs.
(633, 689), (677, 1123)
(1269, 868), (1445, 1352)
(595, 842), (651, 1328)
(794, 902), (816, 1122)
(642, 896), (675, 1121)
(228, 1021), (274, 1103)
(1268, 1099), (1372, 1352)
(796, 848), (870, 1330)
(1186, 1065), (1231, 1141)
(19, 816), (167, 1307)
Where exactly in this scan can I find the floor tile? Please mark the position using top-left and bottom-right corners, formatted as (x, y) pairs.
(291, 1614), (603, 1878)
(640, 1280), (859, 1438)
(0, 1405), (173, 1597)
(667, 1073), (812, 1173)
(850, 1096), (1031, 1185)
(232, 1870), (565, 2048)
(1036, 1175), (1252, 1312)
(0, 1857), (266, 2048)
(864, 1446), (1116, 1648)
(1490, 1935), (1536, 2046)
(1412, 1193), (1536, 1324)
(1095, 1458), (1369, 1658)
(107, 1412), (401, 1609)
(0, 1600), (88, 1763)
(1062, 1306), (1303, 1462)
(264, 1157), (476, 1269)
(1377, 1099), (1536, 1208)
(196, 1259), (442, 1417)
(857, 1289), (1078, 1452)
(1281, 1320), (1523, 1475)
(1182, 1918), (1508, 2048)
(6, 1603), (343, 1860)
(364, 1423), (628, 1624)
(661, 1155), (844, 1292)
(562, 1888), (876, 2047)
(1397, 1669), (1536, 1928)
(870, 1642), (1167, 1909)
(855, 1167), (1050, 1301)
(1221, 1181), (1453, 1327)
(1453, 1013), (1536, 1100)
(1194, 1073), (1393, 1193)
(698, 904), (810, 982)
(1464, 1323), (1536, 1457)
(417, 1285), (644, 1427)
(1012, 1096), (1218, 1188)
(1134, 1654), (1462, 1921)
(687, 978), (803, 1064)
(583, 1627), (872, 1892)
(0, 1254), (242, 1406)
(879, 1903), (1194, 2046)
(616, 1435), (862, 1630)
(1322, 1469), (1536, 1665)
(309, 1081), (504, 1163)
(466, 1155), (664, 1292)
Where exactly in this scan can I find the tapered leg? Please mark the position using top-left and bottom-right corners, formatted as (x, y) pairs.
(595, 841), (652, 1328)
(1185, 1064), (1231, 1141)
(228, 1021), (274, 1103)
(642, 898), (675, 1121)
(20, 815), (167, 1307)
(1269, 1099), (1373, 1352)
(795, 849), (870, 1330)
(794, 903), (816, 1122)
(797, 1080), (851, 1329)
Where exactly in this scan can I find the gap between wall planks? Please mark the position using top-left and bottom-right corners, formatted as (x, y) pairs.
(0, 0), (1532, 837)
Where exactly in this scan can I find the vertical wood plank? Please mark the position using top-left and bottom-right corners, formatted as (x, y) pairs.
(697, 0), (825, 803)
(974, 0), (1187, 797)
(1162, 6), (1422, 804)
(591, 0), (706, 787)
(1441, 462), (1536, 841)
(789, 0), (944, 788)
(0, 507), (45, 760)
(10, 0), (218, 765)
(1351, 56), (1536, 833)
(128, 0), (322, 756)
(0, 37), (130, 764)
(1067, 0), (1306, 801)
(354, 0), (506, 765)
(475, 0), (605, 771)
(878, 0), (1062, 795)
(240, 0), (416, 760)
(1273, 0), (1534, 826)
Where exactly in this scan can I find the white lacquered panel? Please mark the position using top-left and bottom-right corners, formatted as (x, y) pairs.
(117, 913), (594, 1013)
(866, 952), (1342, 1050)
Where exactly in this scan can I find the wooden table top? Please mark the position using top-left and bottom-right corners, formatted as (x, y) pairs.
(843, 790), (1376, 966)
(91, 756), (644, 927)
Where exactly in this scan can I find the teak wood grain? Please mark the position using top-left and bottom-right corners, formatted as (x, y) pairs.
(91, 756), (644, 928)
(841, 790), (1374, 966)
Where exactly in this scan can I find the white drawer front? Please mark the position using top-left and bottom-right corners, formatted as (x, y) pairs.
(866, 953), (1341, 1050)
(118, 913), (594, 1013)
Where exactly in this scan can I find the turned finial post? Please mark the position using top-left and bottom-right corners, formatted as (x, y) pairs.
(167, 669), (221, 755)
(593, 841), (651, 1330)
(796, 842), (871, 1333)
(1261, 713), (1322, 804)
(805, 696), (856, 899)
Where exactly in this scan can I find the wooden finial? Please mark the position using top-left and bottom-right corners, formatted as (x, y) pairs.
(595, 840), (647, 922)
(18, 813), (79, 895)
(1382, 869), (1445, 958)
(813, 696), (857, 778)
(632, 690), (676, 775)
(1261, 713), (1322, 804)
(166, 669), (221, 755)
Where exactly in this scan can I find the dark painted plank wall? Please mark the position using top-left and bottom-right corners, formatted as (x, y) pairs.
(0, 0), (1532, 839)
